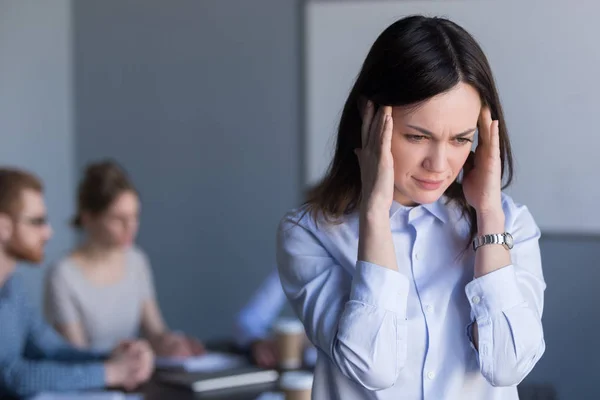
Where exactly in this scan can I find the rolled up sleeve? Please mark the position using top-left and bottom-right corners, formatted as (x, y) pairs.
(277, 214), (409, 391)
(466, 200), (546, 387)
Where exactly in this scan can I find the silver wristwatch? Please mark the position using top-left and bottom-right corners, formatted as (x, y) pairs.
(472, 232), (514, 251)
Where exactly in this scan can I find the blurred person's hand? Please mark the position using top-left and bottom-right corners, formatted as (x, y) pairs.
(105, 339), (154, 390)
(186, 335), (205, 356)
(251, 339), (278, 368)
(153, 332), (205, 358)
(127, 340), (154, 384)
(109, 339), (135, 359)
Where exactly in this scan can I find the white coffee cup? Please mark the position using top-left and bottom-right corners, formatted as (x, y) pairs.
(273, 318), (305, 369)
(280, 371), (313, 400)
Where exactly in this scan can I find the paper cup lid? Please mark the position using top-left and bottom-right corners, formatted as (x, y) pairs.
(273, 317), (304, 334)
(280, 371), (314, 390)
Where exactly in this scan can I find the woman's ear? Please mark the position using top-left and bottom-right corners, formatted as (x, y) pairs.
(0, 213), (14, 243)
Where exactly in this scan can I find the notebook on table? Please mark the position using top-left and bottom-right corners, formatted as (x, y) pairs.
(156, 366), (279, 393)
(155, 351), (247, 372)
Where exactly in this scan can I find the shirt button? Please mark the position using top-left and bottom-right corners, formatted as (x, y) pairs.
(425, 304), (434, 313)
(472, 295), (481, 304)
(427, 371), (436, 380)
(415, 252), (420, 260)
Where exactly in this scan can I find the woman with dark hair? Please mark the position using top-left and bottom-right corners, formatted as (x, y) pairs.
(277, 16), (545, 399)
(44, 160), (205, 358)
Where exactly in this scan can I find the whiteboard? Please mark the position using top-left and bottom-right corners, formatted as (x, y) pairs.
(304, 0), (600, 234)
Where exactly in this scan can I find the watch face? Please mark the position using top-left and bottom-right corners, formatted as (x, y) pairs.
(504, 232), (514, 249)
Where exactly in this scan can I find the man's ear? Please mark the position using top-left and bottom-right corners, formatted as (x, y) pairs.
(0, 213), (14, 243)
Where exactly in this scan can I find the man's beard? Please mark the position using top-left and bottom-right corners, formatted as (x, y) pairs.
(6, 237), (45, 263)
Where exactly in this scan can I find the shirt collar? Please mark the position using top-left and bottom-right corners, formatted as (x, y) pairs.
(389, 196), (449, 224)
(389, 201), (412, 219)
(422, 196), (449, 224)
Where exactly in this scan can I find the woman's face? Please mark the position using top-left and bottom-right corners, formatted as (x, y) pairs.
(390, 82), (481, 206)
(84, 190), (140, 248)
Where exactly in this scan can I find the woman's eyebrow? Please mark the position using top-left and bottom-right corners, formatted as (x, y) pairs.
(406, 124), (476, 138)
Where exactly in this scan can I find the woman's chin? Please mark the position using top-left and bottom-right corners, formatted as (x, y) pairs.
(410, 189), (445, 205)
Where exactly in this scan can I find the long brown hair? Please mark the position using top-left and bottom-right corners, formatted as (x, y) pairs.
(305, 15), (514, 245)
(72, 160), (137, 228)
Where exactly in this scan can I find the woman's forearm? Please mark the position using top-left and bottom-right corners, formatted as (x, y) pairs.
(471, 208), (510, 351)
(140, 299), (168, 345)
(358, 207), (398, 271)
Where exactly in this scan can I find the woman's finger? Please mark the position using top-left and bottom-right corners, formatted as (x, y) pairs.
(477, 106), (493, 146)
(380, 106), (393, 149)
(367, 105), (384, 149)
(490, 120), (500, 157)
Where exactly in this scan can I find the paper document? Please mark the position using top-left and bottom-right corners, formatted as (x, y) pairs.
(155, 351), (247, 372)
(31, 392), (142, 400)
(255, 392), (284, 400)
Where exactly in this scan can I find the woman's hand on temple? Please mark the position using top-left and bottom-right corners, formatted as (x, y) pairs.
(356, 100), (398, 270)
(355, 101), (395, 214)
(462, 106), (503, 216)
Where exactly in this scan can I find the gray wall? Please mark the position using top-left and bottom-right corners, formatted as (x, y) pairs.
(0, 0), (75, 308)
(73, 0), (301, 340)
(525, 236), (600, 399)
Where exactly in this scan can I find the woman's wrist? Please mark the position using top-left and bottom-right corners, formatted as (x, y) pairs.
(104, 360), (123, 387)
(360, 202), (390, 223)
(476, 208), (505, 235)
(358, 206), (396, 270)
(359, 208), (391, 243)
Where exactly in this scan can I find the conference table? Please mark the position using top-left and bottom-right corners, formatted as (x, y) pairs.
(141, 379), (278, 400)
(135, 340), (557, 400)
(138, 340), (303, 400)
